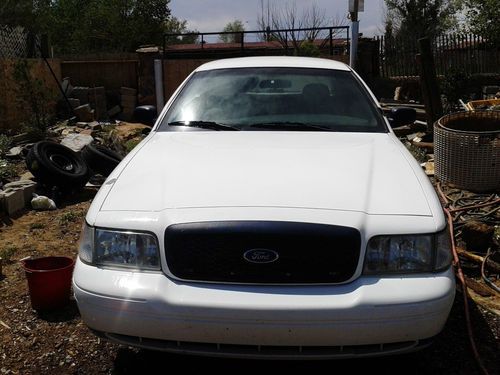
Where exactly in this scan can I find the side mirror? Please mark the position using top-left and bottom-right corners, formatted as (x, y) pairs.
(133, 105), (157, 127)
(388, 107), (417, 128)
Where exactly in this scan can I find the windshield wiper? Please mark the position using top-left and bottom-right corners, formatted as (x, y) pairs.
(168, 121), (240, 131)
(248, 122), (331, 131)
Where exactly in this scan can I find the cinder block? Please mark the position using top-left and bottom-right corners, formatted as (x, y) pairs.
(120, 87), (137, 96)
(121, 95), (137, 108)
(74, 104), (95, 122)
(72, 87), (89, 105)
(107, 105), (121, 117)
(67, 98), (81, 109)
(21, 184), (36, 204)
(0, 189), (25, 216)
(90, 86), (105, 96)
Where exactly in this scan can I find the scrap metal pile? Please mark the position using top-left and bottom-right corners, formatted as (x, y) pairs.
(438, 184), (500, 304)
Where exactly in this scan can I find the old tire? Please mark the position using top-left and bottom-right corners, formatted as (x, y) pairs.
(82, 143), (123, 177)
(26, 141), (90, 190)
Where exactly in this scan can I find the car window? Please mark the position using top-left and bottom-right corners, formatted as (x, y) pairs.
(159, 67), (386, 132)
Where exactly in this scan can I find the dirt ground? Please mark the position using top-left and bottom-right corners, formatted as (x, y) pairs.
(0, 189), (499, 375)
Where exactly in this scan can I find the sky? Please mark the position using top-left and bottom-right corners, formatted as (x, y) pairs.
(170, 0), (386, 39)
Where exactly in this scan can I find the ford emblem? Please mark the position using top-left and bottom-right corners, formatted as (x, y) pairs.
(243, 249), (279, 264)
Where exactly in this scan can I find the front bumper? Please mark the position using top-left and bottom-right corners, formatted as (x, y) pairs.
(73, 259), (455, 358)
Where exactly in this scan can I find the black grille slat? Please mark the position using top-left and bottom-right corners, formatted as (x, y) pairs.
(165, 221), (361, 284)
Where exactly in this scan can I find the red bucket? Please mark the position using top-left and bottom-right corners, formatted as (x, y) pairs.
(21, 256), (75, 311)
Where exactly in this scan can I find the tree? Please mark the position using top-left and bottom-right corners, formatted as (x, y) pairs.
(48, 0), (173, 53)
(462, 0), (500, 44)
(1, 0), (195, 53)
(219, 20), (245, 43)
(257, 0), (345, 53)
(384, 0), (461, 39)
(164, 17), (199, 45)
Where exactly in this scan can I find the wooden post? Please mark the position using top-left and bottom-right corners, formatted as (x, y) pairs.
(416, 37), (442, 131)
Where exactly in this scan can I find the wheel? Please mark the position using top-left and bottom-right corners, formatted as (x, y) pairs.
(81, 143), (123, 177)
(26, 141), (90, 190)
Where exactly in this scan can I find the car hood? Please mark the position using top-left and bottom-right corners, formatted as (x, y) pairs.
(100, 132), (431, 216)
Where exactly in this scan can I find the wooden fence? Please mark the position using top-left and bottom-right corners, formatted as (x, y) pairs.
(61, 60), (138, 90)
(0, 59), (61, 133)
(376, 34), (500, 78)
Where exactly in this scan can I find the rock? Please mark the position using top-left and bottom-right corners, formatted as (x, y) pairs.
(61, 128), (76, 136)
(5, 146), (23, 158)
(76, 122), (88, 128)
(61, 133), (94, 152)
(462, 221), (494, 253)
(88, 121), (102, 131)
(20, 172), (34, 181)
(113, 122), (150, 141)
(422, 161), (434, 176)
(80, 129), (95, 136)
(31, 194), (57, 211)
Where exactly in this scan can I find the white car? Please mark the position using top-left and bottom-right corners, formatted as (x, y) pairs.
(73, 56), (455, 359)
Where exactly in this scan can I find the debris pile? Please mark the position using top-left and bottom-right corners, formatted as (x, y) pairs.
(0, 119), (151, 218)
(438, 184), (500, 311)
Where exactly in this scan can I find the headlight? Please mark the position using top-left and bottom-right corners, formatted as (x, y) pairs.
(363, 229), (452, 275)
(78, 222), (160, 270)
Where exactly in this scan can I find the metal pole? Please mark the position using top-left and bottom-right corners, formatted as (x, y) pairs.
(154, 59), (165, 112)
(350, 21), (359, 68)
(349, 0), (359, 69)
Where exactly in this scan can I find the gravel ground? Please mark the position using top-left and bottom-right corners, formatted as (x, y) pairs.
(0, 190), (498, 375)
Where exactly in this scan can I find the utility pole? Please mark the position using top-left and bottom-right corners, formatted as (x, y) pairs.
(348, 0), (364, 69)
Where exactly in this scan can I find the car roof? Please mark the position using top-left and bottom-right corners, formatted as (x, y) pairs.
(195, 56), (352, 72)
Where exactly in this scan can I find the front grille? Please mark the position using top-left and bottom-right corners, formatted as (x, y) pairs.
(165, 221), (361, 284)
(101, 331), (430, 359)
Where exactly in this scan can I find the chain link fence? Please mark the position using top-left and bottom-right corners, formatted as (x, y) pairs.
(0, 26), (41, 58)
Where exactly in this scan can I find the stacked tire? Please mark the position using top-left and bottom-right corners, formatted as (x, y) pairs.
(26, 141), (123, 191)
(26, 142), (90, 191)
(81, 143), (123, 177)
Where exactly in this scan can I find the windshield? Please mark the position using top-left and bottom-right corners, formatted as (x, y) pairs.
(159, 67), (386, 132)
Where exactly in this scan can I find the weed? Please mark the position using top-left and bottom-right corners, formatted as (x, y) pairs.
(0, 159), (17, 182)
(406, 143), (427, 163)
(29, 222), (45, 230)
(0, 245), (18, 262)
(13, 60), (56, 138)
(0, 135), (11, 156)
(124, 138), (141, 153)
(58, 211), (80, 226)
